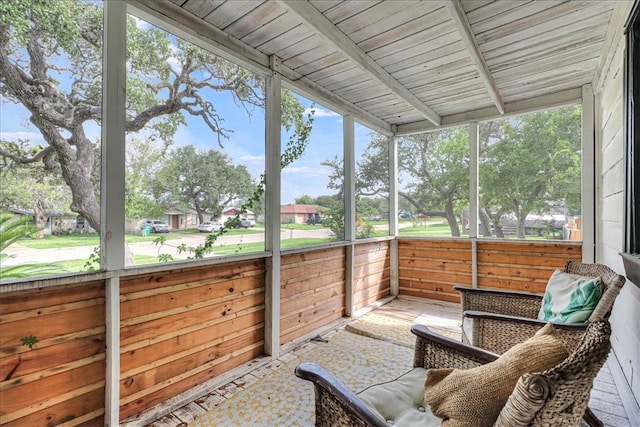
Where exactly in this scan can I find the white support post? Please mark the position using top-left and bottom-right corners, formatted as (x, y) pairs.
(469, 122), (479, 287)
(582, 84), (596, 262)
(344, 115), (355, 316)
(105, 277), (120, 427)
(102, 2), (126, 425)
(264, 57), (282, 357)
(389, 133), (399, 295)
(101, 0), (126, 272)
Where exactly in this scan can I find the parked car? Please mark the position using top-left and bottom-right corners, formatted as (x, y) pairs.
(198, 221), (222, 233)
(226, 217), (253, 229)
(306, 216), (324, 225)
(399, 212), (412, 219)
(143, 219), (170, 233)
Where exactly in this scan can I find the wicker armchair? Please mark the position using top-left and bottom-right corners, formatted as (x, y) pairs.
(295, 320), (611, 427)
(454, 261), (625, 354)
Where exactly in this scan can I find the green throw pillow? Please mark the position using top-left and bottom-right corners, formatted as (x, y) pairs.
(537, 269), (602, 323)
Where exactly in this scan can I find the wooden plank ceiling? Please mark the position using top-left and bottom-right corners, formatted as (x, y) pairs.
(134, 0), (620, 135)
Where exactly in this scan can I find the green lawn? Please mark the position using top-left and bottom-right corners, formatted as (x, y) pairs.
(210, 237), (332, 255)
(17, 233), (180, 249)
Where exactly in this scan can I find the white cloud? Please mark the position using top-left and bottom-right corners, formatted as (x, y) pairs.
(282, 165), (330, 177)
(304, 107), (340, 118)
(0, 131), (45, 143)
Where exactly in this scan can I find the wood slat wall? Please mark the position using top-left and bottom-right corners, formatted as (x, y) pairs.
(353, 241), (391, 312)
(280, 247), (346, 344)
(0, 280), (106, 427)
(118, 259), (266, 419)
(398, 239), (473, 302)
(477, 240), (582, 293)
(398, 239), (583, 302)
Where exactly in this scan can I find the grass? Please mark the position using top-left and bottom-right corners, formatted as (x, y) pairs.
(0, 254), (163, 278)
(17, 233), (180, 249)
(209, 237), (332, 255)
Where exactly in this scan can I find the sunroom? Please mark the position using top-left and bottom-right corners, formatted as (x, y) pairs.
(1, 1), (639, 426)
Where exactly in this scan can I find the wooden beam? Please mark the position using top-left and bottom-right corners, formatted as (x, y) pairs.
(277, 0), (441, 126)
(444, 0), (504, 114)
(396, 87), (582, 135)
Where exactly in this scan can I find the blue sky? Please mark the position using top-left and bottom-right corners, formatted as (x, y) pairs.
(0, 79), (375, 206)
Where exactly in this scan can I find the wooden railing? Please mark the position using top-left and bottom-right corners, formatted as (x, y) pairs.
(0, 238), (582, 425)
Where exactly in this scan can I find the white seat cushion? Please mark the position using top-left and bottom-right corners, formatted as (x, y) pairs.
(357, 368), (441, 427)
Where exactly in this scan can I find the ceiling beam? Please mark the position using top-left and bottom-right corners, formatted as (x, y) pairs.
(444, 0), (505, 114)
(396, 87), (581, 135)
(277, 0), (441, 126)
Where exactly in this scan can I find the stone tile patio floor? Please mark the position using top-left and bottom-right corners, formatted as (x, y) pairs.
(133, 297), (631, 427)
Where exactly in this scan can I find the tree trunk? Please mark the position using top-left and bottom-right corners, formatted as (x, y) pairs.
(445, 200), (460, 237)
(33, 199), (48, 239)
(479, 208), (493, 237)
(517, 216), (526, 239)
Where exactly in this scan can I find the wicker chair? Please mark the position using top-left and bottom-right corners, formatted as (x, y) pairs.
(454, 261), (625, 354)
(295, 320), (611, 427)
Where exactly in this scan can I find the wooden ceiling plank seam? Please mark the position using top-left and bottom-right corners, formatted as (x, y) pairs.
(466, 0), (551, 32)
(239, 13), (310, 48)
(310, 1), (343, 14)
(266, 34), (324, 64)
(461, 0), (495, 15)
(277, 0), (442, 126)
(255, 24), (316, 55)
(324, 72), (373, 92)
(335, 1), (421, 37)
(283, 43), (342, 70)
(363, 9), (453, 58)
(445, 0), (505, 114)
(377, 38), (468, 71)
(288, 51), (348, 76)
(346, 1), (440, 45)
(487, 23), (603, 71)
(181, 0), (223, 17)
(485, 34), (605, 70)
(225, 2), (288, 41)
(373, 29), (463, 66)
(413, 79), (489, 100)
(320, 0), (383, 25)
(396, 88), (582, 135)
(306, 61), (357, 82)
(494, 56), (600, 85)
(203, 1), (264, 31)
(476, 1), (612, 43)
(402, 62), (480, 85)
(492, 47), (602, 80)
(478, 2), (614, 52)
(391, 52), (475, 81)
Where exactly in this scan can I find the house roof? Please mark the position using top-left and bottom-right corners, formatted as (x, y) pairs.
(280, 204), (321, 214)
(130, 0), (632, 135)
